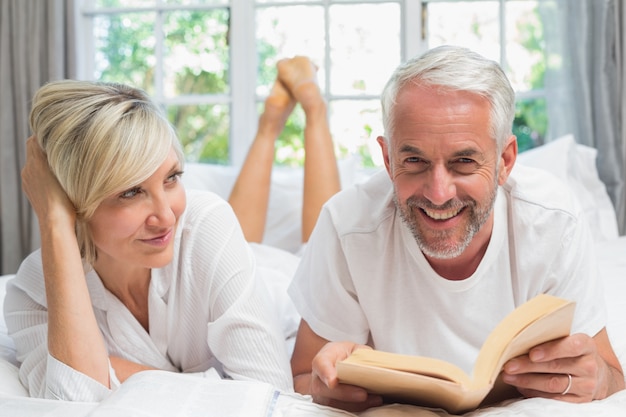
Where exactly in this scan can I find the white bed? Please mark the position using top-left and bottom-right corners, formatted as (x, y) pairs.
(1, 135), (625, 416)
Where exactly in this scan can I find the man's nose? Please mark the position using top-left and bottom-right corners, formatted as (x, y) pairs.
(423, 165), (456, 206)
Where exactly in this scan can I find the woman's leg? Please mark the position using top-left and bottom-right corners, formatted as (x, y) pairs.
(277, 57), (341, 242)
(228, 79), (295, 243)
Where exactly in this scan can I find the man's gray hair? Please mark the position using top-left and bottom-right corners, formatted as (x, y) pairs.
(381, 45), (516, 153)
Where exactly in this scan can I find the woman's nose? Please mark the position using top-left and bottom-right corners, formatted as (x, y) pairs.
(146, 194), (176, 227)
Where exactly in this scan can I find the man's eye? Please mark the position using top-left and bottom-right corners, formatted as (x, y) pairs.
(120, 188), (141, 199)
(453, 158), (478, 174)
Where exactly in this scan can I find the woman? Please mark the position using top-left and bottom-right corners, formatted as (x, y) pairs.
(4, 80), (292, 401)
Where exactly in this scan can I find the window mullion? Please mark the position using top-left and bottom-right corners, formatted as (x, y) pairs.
(499, 0), (506, 70)
(323, 0), (331, 99)
(230, 0), (258, 167)
(76, 0), (95, 80)
(404, 0), (428, 60)
(155, 10), (164, 100)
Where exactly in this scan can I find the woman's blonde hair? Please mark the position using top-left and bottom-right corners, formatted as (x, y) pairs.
(29, 80), (184, 264)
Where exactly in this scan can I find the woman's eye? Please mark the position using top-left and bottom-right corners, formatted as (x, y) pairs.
(166, 171), (183, 183)
(120, 187), (141, 199)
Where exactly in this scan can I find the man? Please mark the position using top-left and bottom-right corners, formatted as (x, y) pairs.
(287, 45), (624, 411)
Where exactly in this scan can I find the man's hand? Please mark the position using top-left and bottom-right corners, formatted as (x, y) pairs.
(502, 329), (624, 402)
(302, 341), (383, 412)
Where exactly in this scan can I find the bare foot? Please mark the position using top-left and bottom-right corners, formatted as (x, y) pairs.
(277, 56), (324, 111)
(265, 78), (296, 119)
(258, 78), (296, 137)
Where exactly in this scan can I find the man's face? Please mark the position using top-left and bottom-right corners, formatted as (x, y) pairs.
(378, 83), (513, 261)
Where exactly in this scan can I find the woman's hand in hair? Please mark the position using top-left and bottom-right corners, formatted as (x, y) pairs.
(22, 136), (76, 226)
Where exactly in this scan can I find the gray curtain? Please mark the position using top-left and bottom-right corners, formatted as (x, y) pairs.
(0, 0), (77, 274)
(540, 0), (626, 235)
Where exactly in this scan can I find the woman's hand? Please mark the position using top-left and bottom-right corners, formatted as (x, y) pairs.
(22, 136), (76, 225)
(23, 136), (111, 386)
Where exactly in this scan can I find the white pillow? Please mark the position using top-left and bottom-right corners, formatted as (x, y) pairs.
(181, 163), (304, 253)
(0, 275), (18, 367)
(517, 135), (619, 242)
(182, 157), (364, 254)
(596, 237), (626, 359)
(0, 275), (27, 397)
(0, 358), (28, 397)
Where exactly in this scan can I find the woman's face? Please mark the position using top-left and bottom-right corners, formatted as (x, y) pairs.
(89, 149), (186, 271)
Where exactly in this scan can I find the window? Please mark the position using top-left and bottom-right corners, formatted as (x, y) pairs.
(78, 0), (545, 167)
(424, 0), (547, 152)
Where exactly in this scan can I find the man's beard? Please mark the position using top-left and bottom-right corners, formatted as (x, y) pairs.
(395, 180), (498, 260)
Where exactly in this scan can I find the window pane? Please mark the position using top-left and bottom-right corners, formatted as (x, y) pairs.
(163, 9), (230, 96)
(164, 0), (228, 5)
(168, 104), (230, 164)
(255, 102), (306, 167)
(329, 3), (401, 96)
(262, 98), (384, 169)
(96, 0), (227, 6)
(505, 1), (544, 91)
(256, 0), (318, 3)
(428, 1), (545, 93)
(94, 12), (156, 94)
(255, 6), (326, 96)
(330, 100), (383, 168)
(514, 97), (546, 152)
(427, 1), (501, 63)
(95, 0), (155, 7)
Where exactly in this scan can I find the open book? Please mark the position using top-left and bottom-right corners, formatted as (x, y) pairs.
(336, 294), (575, 414)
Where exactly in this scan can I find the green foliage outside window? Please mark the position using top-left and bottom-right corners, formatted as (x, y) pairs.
(95, 8), (231, 164)
(512, 7), (547, 153)
(93, 3), (548, 165)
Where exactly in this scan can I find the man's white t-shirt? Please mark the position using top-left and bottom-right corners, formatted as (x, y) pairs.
(288, 164), (606, 375)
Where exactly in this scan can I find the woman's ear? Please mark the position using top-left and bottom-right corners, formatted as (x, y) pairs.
(498, 135), (518, 185)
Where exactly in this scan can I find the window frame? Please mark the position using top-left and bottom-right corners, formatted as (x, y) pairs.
(77, 0), (542, 166)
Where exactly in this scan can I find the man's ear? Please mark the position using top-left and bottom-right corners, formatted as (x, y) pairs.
(498, 135), (518, 185)
(377, 136), (392, 177)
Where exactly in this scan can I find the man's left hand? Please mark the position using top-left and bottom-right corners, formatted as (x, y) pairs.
(502, 331), (624, 402)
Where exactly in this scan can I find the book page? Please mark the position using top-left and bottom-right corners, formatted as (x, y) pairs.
(336, 361), (489, 413)
(338, 349), (471, 386)
(87, 371), (278, 417)
(0, 396), (96, 417)
(472, 295), (575, 388)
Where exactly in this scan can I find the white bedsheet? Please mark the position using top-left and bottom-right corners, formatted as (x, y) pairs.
(1, 369), (625, 417)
